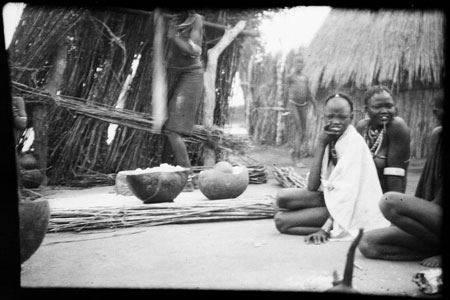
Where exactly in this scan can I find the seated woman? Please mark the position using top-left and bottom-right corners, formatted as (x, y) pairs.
(274, 93), (390, 244)
(358, 93), (443, 268)
(356, 86), (411, 193)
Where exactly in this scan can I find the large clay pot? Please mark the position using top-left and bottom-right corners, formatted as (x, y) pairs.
(198, 162), (249, 200)
(19, 199), (50, 263)
(126, 169), (189, 204)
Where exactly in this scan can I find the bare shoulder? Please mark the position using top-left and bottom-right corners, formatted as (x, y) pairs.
(390, 116), (409, 127)
(355, 119), (368, 134)
(389, 117), (410, 134)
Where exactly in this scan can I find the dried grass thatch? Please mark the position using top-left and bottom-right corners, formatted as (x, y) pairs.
(297, 8), (444, 158)
(303, 8), (445, 93)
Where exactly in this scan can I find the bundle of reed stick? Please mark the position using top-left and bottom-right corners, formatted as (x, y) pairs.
(247, 164), (268, 184)
(273, 166), (307, 188)
(12, 81), (246, 153)
(48, 198), (275, 232)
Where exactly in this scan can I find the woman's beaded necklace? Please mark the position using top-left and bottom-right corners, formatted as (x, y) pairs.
(364, 125), (384, 156)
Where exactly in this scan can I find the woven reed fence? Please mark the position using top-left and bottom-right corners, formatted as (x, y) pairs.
(8, 6), (252, 186)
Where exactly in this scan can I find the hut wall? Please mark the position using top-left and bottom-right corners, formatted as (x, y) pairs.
(9, 6), (242, 186)
(394, 88), (441, 158)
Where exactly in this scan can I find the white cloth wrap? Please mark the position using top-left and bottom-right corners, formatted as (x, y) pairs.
(320, 125), (390, 239)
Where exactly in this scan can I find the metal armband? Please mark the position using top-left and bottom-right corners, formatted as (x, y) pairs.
(383, 167), (405, 177)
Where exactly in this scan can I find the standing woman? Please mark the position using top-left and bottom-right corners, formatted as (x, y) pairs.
(164, 11), (204, 191)
(356, 86), (411, 193)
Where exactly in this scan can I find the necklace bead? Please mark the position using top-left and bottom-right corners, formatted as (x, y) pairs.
(365, 126), (384, 156)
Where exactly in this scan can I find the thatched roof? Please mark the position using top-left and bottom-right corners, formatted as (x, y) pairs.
(303, 8), (445, 94)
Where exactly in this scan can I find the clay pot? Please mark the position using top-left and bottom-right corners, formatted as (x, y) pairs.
(198, 163), (249, 200)
(19, 199), (50, 263)
(126, 169), (189, 204)
(19, 154), (38, 170)
(21, 169), (43, 189)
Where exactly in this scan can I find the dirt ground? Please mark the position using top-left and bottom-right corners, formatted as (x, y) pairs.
(18, 143), (434, 297)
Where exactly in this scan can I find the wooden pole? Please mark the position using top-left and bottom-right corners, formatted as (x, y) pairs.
(275, 54), (286, 146)
(242, 56), (254, 129)
(151, 8), (167, 134)
(35, 41), (67, 185)
(202, 20), (246, 166)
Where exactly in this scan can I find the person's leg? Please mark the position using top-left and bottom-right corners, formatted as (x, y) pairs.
(288, 102), (302, 166)
(165, 131), (195, 191)
(276, 188), (324, 210)
(274, 207), (329, 235)
(380, 192), (442, 249)
(274, 189), (328, 235)
(165, 131), (191, 169)
(298, 106), (307, 142)
(358, 226), (436, 261)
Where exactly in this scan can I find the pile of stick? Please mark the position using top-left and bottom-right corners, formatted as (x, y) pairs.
(48, 198), (275, 233)
(273, 166), (307, 188)
(70, 170), (117, 187)
(247, 164), (268, 184)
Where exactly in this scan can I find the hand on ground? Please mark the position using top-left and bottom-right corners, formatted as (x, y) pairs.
(304, 230), (329, 245)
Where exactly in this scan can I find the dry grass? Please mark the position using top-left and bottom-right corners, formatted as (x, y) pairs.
(304, 8), (445, 93)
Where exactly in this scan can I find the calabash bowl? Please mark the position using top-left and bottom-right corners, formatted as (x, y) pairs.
(126, 169), (190, 204)
(198, 165), (249, 200)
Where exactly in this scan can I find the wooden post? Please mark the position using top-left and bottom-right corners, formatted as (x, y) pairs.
(151, 8), (167, 134)
(240, 56), (254, 129)
(202, 20), (246, 166)
(33, 41), (67, 185)
(275, 54), (286, 146)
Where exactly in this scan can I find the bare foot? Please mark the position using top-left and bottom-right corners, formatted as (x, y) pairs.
(420, 255), (441, 268)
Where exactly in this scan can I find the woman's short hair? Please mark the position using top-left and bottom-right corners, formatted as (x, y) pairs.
(363, 85), (393, 106)
(324, 92), (354, 112)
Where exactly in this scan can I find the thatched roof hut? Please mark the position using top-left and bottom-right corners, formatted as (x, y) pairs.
(304, 8), (444, 93)
(301, 8), (445, 158)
